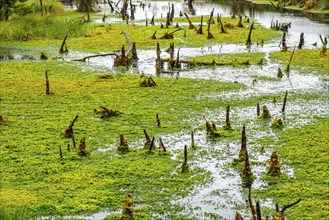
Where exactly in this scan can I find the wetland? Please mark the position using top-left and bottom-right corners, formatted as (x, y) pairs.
(0, 0), (328, 219)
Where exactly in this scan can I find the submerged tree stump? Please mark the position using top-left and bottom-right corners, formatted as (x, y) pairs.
(268, 152), (281, 176)
(122, 194), (134, 219)
(118, 134), (129, 153)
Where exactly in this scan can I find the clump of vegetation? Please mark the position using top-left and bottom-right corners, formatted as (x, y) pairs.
(260, 105), (271, 118)
(94, 106), (123, 118)
(271, 117), (284, 128)
(204, 117), (220, 138)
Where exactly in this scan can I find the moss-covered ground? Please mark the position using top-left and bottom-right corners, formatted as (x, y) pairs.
(0, 2), (328, 219)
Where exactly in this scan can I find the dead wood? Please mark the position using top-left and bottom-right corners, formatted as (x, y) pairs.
(140, 76), (157, 87)
(45, 70), (50, 95)
(184, 13), (195, 29)
(122, 194), (134, 218)
(159, 138), (166, 152)
(223, 105), (232, 130)
(59, 35), (68, 54)
(246, 22), (254, 45)
(182, 145), (189, 173)
(267, 152), (281, 175)
(65, 115), (79, 138)
(78, 137), (89, 157)
(196, 15), (204, 34)
(143, 129), (151, 149)
(73, 53), (118, 62)
(94, 106), (123, 118)
(118, 134), (129, 153)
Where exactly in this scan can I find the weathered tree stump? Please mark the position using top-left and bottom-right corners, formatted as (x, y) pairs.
(45, 70), (50, 95)
(223, 105), (232, 130)
(271, 117), (284, 128)
(118, 134), (129, 153)
(143, 129), (151, 149)
(122, 194), (134, 219)
(149, 137), (155, 152)
(140, 76), (157, 87)
(94, 106), (123, 118)
(155, 43), (162, 73)
(78, 137), (89, 157)
(191, 130), (195, 148)
(282, 90), (288, 113)
(260, 105), (271, 118)
(65, 115), (79, 138)
(277, 67), (283, 78)
(257, 102), (260, 116)
(285, 46), (296, 72)
(236, 16), (244, 27)
(114, 46), (132, 67)
(319, 35), (327, 56)
(267, 152), (281, 176)
(272, 199), (301, 220)
(246, 22), (254, 45)
(238, 125), (247, 161)
(156, 113), (161, 127)
(298, 33), (304, 49)
(59, 146), (63, 159)
(181, 145), (189, 173)
(196, 15), (204, 34)
(159, 138), (166, 152)
(184, 13), (195, 29)
(59, 35), (68, 54)
(281, 32), (288, 52)
(235, 211), (244, 220)
(204, 116), (220, 137)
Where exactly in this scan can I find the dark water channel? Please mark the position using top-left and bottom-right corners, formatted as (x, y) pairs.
(2, 1), (328, 220)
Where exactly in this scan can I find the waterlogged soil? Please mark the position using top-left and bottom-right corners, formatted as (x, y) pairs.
(1, 1), (329, 220)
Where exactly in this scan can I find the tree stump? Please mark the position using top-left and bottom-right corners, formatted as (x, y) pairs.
(78, 137), (89, 157)
(260, 105), (271, 118)
(118, 134), (129, 153)
(122, 194), (134, 219)
(268, 152), (281, 176)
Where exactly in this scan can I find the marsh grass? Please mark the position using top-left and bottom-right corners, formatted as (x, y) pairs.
(0, 12), (94, 41)
(0, 206), (30, 220)
(0, 14), (280, 52)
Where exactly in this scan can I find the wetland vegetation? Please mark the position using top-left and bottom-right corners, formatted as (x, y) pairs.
(0, 0), (328, 219)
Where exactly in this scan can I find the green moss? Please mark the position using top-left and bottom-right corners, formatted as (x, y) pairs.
(269, 49), (329, 75)
(255, 118), (329, 219)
